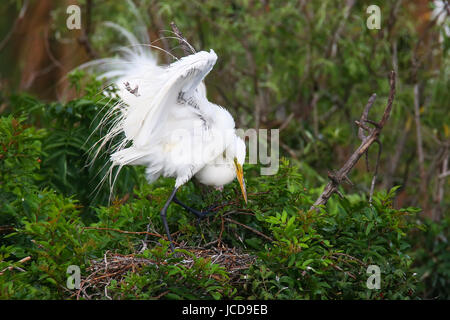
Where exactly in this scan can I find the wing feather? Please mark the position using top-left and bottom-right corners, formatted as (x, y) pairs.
(131, 50), (217, 147)
(83, 26), (222, 195)
(85, 35), (218, 166)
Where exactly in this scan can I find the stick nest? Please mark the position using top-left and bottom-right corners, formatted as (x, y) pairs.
(74, 243), (256, 300)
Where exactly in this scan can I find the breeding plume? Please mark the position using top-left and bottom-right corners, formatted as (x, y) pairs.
(87, 24), (247, 250)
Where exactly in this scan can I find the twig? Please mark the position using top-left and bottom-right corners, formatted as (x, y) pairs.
(438, 170), (450, 179)
(357, 93), (377, 140)
(78, 0), (98, 59)
(82, 226), (179, 245)
(433, 145), (448, 221)
(224, 218), (273, 242)
(280, 140), (300, 160)
(170, 21), (195, 55)
(413, 82), (427, 207)
(0, 0), (29, 52)
(332, 252), (367, 267)
(319, 104), (339, 122)
(326, 0), (355, 58)
(152, 290), (170, 299)
(311, 91), (320, 138)
(44, 27), (63, 70)
(330, 263), (356, 280)
(76, 246), (256, 299)
(279, 112), (295, 132)
(0, 225), (15, 234)
(218, 214), (225, 247)
(311, 71), (396, 210)
(369, 139), (382, 203)
(382, 117), (412, 189)
(0, 256), (31, 276)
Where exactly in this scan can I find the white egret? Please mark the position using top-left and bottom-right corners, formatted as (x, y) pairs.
(87, 24), (247, 251)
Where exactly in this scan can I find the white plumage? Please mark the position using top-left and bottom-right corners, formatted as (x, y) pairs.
(85, 24), (247, 249)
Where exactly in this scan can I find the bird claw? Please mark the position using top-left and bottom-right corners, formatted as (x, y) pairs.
(172, 196), (219, 221)
(194, 210), (216, 220)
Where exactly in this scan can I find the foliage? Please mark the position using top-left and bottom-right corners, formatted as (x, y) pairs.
(0, 0), (448, 300)
(0, 116), (436, 300)
(7, 78), (138, 222)
(411, 217), (450, 299)
(106, 243), (236, 300)
(0, 116), (233, 299)
(238, 162), (421, 299)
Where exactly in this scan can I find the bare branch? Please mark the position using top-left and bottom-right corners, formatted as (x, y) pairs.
(78, 0), (99, 59)
(369, 139), (382, 203)
(358, 93), (377, 140)
(170, 21), (196, 55)
(326, 0), (356, 58)
(438, 171), (450, 179)
(0, 256), (31, 276)
(413, 83), (427, 206)
(0, 0), (29, 52)
(311, 71), (396, 210)
(224, 218), (274, 242)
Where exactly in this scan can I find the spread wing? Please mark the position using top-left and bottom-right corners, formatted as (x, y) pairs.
(81, 23), (224, 197)
(86, 35), (218, 167)
(128, 49), (218, 147)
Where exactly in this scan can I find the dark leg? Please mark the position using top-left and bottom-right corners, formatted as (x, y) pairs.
(172, 195), (217, 219)
(144, 187), (219, 252)
(151, 186), (178, 251)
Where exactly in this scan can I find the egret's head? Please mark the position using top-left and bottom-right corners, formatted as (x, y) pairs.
(230, 136), (247, 204)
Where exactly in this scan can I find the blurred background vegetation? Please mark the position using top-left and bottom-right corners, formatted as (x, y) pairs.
(0, 0), (448, 299)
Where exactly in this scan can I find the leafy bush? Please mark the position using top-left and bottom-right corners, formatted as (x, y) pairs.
(8, 85), (138, 222)
(0, 115), (426, 299)
(0, 116), (233, 299)
(411, 217), (450, 299)
(105, 243), (236, 300)
(1, 0), (448, 300)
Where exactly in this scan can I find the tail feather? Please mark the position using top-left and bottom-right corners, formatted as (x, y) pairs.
(110, 147), (151, 166)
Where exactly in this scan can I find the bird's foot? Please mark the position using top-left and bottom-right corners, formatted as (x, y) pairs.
(196, 209), (217, 219)
(172, 196), (219, 220)
(203, 203), (222, 212)
(187, 207), (217, 220)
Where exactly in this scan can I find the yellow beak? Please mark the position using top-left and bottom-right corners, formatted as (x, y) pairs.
(234, 159), (247, 204)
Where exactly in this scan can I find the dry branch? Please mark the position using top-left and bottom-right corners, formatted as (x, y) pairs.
(170, 21), (195, 56)
(0, 256), (31, 276)
(311, 71), (396, 210)
(0, 0), (28, 52)
(78, 0), (98, 59)
(224, 217), (274, 242)
(82, 226), (179, 245)
(413, 82), (427, 210)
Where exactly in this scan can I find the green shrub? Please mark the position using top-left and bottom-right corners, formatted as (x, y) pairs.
(0, 111), (433, 300)
(411, 217), (450, 299)
(8, 90), (138, 222)
(0, 116), (88, 298)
